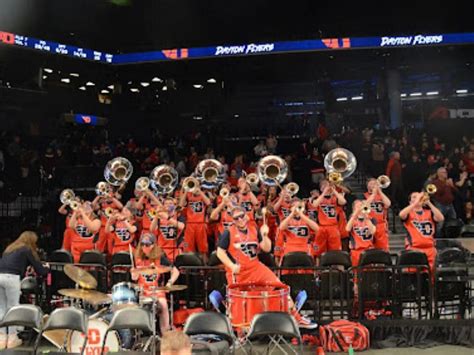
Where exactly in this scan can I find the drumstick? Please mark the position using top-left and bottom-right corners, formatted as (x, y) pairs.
(129, 244), (135, 269)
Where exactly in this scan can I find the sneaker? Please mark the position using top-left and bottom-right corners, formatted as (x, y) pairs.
(0, 333), (6, 350)
(7, 334), (22, 349)
(292, 312), (318, 329)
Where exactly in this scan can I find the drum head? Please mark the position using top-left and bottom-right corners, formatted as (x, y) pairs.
(68, 319), (119, 353)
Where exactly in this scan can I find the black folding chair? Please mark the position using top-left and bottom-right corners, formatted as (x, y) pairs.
(0, 305), (43, 354)
(280, 252), (315, 303)
(396, 250), (431, 319)
(110, 252), (132, 285)
(257, 253), (277, 269)
(175, 253), (205, 307)
(357, 249), (394, 319)
(79, 250), (108, 292)
(318, 251), (352, 320)
(443, 218), (464, 239)
(245, 312), (302, 355)
(184, 311), (235, 354)
(207, 252), (227, 300)
(35, 307), (89, 355)
(100, 308), (153, 355)
(49, 250), (74, 296)
(459, 224), (474, 238)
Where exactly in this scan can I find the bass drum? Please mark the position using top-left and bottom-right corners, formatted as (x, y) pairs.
(67, 318), (120, 354)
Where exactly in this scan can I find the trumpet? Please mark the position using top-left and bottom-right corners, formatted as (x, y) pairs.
(135, 177), (150, 192)
(285, 182), (299, 197)
(95, 181), (109, 196)
(220, 187), (230, 198)
(69, 200), (80, 211)
(361, 203), (371, 214)
(60, 189), (75, 205)
(422, 184), (437, 203)
(377, 175), (391, 189)
(295, 201), (305, 213)
(328, 172), (343, 185)
(183, 176), (200, 193)
(104, 207), (115, 218)
(246, 173), (259, 187)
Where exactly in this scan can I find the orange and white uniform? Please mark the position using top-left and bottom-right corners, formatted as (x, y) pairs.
(69, 216), (97, 263)
(364, 192), (389, 251)
(402, 208), (437, 271)
(156, 219), (184, 262)
(314, 195), (342, 256)
(108, 219), (136, 255)
(238, 193), (257, 228)
(349, 218), (375, 267)
(135, 256), (171, 297)
(183, 193), (208, 253)
(275, 217), (312, 258)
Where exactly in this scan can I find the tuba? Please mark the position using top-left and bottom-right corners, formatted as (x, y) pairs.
(135, 177), (150, 192)
(60, 189), (75, 205)
(257, 155), (288, 186)
(324, 148), (357, 181)
(195, 159), (225, 189)
(377, 175), (391, 189)
(284, 182), (299, 197)
(149, 165), (179, 195)
(183, 176), (200, 193)
(104, 157), (133, 186)
(95, 181), (110, 196)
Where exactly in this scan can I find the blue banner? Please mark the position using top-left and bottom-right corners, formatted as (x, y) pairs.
(74, 114), (98, 125)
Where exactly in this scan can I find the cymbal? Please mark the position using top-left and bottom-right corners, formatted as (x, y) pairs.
(153, 284), (188, 292)
(135, 266), (172, 275)
(64, 264), (97, 290)
(58, 289), (111, 306)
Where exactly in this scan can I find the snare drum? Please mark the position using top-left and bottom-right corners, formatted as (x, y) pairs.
(67, 318), (120, 354)
(227, 282), (289, 328)
(111, 282), (139, 311)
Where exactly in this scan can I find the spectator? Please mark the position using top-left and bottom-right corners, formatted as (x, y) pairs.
(431, 167), (457, 237)
(404, 154), (425, 194)
(461, 200), (474, 224)
(386, 151), (404, 208)
(253, 140), (268, 158)
(265, 134), (278, 154)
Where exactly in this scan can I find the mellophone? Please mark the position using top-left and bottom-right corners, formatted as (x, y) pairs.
(43, 265), (187, 353)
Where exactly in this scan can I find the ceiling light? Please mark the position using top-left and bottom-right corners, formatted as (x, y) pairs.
(410, 92), (422, 97)
(336, 97), (348, 102)
(43, 68), (53, 74)
(234, 114), (239, 118)
(193, 84), (204, 89)
(86, 81), (95, 86)
(127, 81), (132, 85)
(70, 73), (80, 77)
(61, 78), (71, 83)
(101, 89), (110, 94)
(351, 96), (363, 100)
(107, 85), (114, 90)
(456, 89), (468, 94)
(426, 91), (438, 96)
(162, 86), (168, 91)
(140, 82), (150, 87)
(207, 78), (217, 84)
(151, 77), (162, 83)
(130, 88), (139, 93)
(42, 75), (47, 80)
(400, 93), (407, 97)
(79, 86), (86, 91)
(193, 115), (203, 120)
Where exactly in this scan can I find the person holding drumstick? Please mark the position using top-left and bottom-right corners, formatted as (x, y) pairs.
(216, 206), (317, 329)
(131, 233), (180, 334)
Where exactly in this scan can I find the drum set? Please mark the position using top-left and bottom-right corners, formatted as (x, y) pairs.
(44, 264), (187, 353)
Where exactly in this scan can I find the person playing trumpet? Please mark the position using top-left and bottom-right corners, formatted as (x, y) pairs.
(179, 178), (211, 262)
(210, 187), (238, 240)
(399, 191), (444, 271)
(364, 177), (391, 251)
(236, 176), (260, 230)
(345, 200), (376, 267)
(67, 201), (101, 263)
(275, 200), (319, 263)
(105, 207), (137, 255)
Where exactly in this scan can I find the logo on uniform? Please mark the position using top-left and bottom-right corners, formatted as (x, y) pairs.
(320, 205), (336, 218)
(412, 221), (433, 237)
(370, 202), (384, 214)
(241, 201), (253, 212)
(190, 201), (204, 213)
(353, 226), (372, 241)
(159, 225), (177, 240)
(115, 228), (131, 242)
(233, 242), (258, 259)
(287, 226), (309, 238)
(76, 225), (93, 238)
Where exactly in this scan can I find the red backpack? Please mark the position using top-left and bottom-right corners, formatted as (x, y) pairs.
(319, 320), (370, 352)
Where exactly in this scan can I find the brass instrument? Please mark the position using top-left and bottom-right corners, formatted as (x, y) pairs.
(183, 176), (200, 193)
(69, 200), (80, 211)
(422, 184), (437, 203)
(194, 159), (225, 189)
(135, 177), (150, 192)
(257, 155), (288, 186)
(246, 173), (259, 187)
(60, 189), (75, 205)
(377, 175), (391, 189)
(284, 182), (299, 197)
(328, 172), (343, 185)
(324, 148), (357, 180)
(219, 187), (230, 198)
(150, 165), (179, 195)
(104, 207), (115, 218)
(361, 203), (371, 214)
(295, 201), (305, 213)
(95, 181), (109, 196)
(104, 157), (133, 186)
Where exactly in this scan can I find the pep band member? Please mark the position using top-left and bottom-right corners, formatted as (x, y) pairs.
(131, 233), (180, 334)
(364, 178), (391, 251)
(216, 206), (317, 329)
(399, 192), (444, 272)
(236, 177), (260, 229)
(68, 202), (101, 263)
(0, 231), (49, 349)
(312, 179), (347, 258)
(346, 200), (376, 267)
(105, 207), (137, 255)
